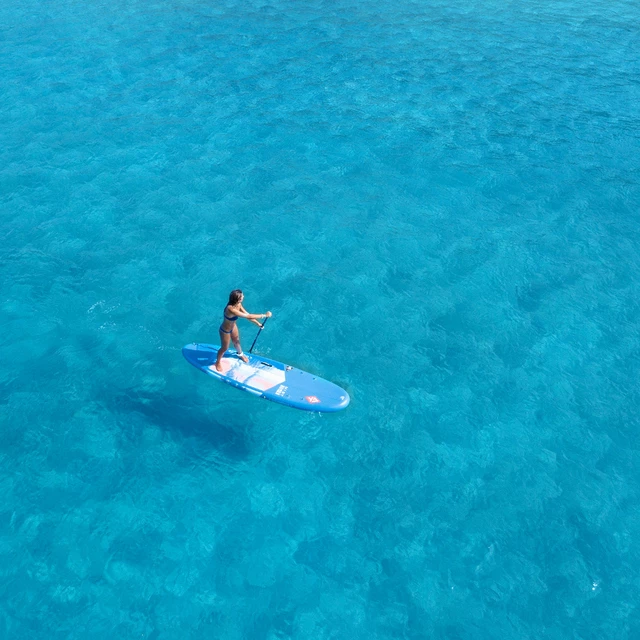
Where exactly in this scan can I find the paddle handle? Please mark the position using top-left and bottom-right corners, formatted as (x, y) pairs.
(249, 316), (269, 354)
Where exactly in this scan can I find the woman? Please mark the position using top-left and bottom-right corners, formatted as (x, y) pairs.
(215, 289), (272, 372)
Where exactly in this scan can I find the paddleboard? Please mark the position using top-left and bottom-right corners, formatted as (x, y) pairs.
(182, 343), (350, 412)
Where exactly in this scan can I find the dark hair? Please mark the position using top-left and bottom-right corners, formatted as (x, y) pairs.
(228, 289), (243, 305)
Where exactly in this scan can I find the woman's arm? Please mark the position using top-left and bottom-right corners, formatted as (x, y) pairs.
(236, 306), (262, 326)
(229, 305), (269, 321)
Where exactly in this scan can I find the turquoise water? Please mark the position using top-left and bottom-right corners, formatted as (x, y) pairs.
(1, 0), (639, 636)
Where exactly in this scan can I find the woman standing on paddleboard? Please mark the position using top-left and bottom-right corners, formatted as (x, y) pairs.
(215, 289), (272, 372)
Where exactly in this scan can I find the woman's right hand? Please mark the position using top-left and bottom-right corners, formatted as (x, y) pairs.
(265, 311), (272, 318)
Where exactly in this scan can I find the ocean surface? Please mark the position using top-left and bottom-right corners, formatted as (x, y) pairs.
(1, 0), (639, 637)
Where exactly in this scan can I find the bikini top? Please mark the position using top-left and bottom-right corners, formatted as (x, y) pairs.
(223, 307), (238, 322)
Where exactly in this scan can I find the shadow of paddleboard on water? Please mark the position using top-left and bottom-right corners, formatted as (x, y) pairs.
(100, 384), (253, 461)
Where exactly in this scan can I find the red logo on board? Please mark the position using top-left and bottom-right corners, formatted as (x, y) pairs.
(305, 396), (321, 404)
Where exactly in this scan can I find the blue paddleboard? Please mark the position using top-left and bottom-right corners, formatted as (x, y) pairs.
(182, 343), (350, 412)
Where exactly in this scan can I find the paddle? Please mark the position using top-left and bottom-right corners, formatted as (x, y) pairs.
(249, 316), (269, 354)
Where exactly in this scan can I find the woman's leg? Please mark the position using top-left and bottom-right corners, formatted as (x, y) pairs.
(215, 330), (232, 371)
(231, 326), (249, 363)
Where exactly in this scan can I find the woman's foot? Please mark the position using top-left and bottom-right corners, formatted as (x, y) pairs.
(238, 353), (249, 363)
(214, 361), (223, 372)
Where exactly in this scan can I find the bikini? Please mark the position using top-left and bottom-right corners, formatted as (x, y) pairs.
(219, 309), (238, 334)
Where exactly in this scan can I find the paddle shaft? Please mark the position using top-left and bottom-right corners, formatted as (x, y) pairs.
(249, 316), (268, 354)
